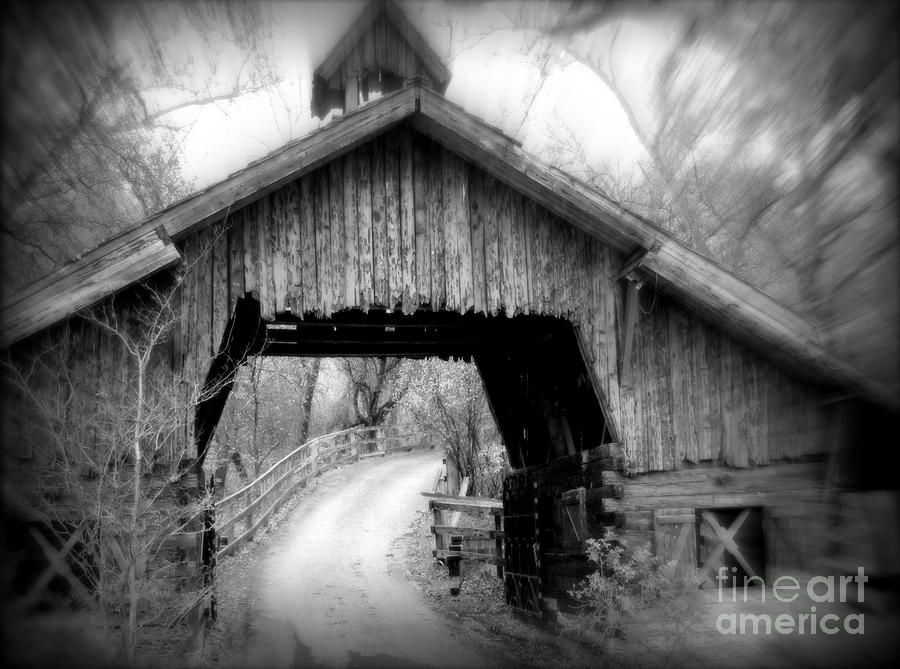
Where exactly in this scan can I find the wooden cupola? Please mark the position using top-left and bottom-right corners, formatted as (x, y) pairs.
(311, 0), (451, 119)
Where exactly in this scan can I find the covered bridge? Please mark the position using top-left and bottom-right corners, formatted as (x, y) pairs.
(3, 0), (897, 624)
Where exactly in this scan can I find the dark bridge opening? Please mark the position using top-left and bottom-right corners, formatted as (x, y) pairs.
(196, 297), (615, 473)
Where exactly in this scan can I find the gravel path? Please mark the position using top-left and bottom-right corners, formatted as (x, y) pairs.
(237, 449), (506, 669)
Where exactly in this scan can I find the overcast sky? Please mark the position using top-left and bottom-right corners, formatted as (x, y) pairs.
(131, 0), (645, 192)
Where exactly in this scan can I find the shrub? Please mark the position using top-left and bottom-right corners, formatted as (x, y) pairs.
(567, 529), (703, 644)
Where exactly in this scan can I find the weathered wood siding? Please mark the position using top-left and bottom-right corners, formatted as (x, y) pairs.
(2, 289), (191, 498)
(602, 463), (832, 577)
(324, 12), (439, 91)
(173, 123), (837, 475)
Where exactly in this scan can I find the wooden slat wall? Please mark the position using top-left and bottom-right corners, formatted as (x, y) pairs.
(603, 462), (832, 574)
(17, 125), (835, 476)
(331, 14), (437, 90)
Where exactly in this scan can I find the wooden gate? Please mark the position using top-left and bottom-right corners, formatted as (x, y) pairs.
(502, 470), (542, 615)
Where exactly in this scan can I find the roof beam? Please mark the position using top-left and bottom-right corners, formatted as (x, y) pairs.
(0, 228), (180, 349)
(156, 86), (417, 241)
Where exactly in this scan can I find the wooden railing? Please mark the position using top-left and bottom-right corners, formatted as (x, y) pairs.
(215, 423), (428, 558)
(422, 485), (504, 594)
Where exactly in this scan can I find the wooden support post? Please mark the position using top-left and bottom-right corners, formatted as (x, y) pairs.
(448, 535), (462, 595)
(432, 501), (445, 556)
(618, 278), (642, 385)
(448, 476), (470, 527)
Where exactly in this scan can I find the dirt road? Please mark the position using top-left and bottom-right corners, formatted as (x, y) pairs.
(240, 449), (506, 669)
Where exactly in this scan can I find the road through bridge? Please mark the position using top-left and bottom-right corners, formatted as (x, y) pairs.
(224, 449), (510, 669)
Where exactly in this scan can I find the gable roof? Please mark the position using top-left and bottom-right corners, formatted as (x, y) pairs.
(314, 0), (451, 90)
(1, 83), (894, 410)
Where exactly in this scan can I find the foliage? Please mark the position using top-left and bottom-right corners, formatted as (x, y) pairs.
(567, 529), (703, 645)
(400, 358), (507, 497)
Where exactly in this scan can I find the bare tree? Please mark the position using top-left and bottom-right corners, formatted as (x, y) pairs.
(1, 0), (277, 293)
(206, 357), (321, 488)
(401, 359), (507, 498)
(337, 357), (408, 428)
(1, 280), (213, 663)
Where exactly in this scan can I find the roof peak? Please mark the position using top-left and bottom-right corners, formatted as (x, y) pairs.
(311, 0), (451, 119)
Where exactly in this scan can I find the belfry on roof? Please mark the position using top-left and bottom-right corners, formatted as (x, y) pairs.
(311, 0), (452, 118)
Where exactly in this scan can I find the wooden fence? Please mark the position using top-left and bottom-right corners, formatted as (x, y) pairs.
(422, 481), (504, 593)
(215, 422), (428, 558)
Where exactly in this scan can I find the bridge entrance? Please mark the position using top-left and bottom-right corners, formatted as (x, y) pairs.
(195, 296), (618, 616)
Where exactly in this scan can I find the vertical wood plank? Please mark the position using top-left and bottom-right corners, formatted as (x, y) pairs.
(441, 146), (460, 313)
(497, 183), (515, 315)
(522, 198), (537, 315)
(196, 227), (214, 363)
(706, 325), (725, 463)
(370, 135), (388, 307)
(633, 299), (653, 471)
(428, 142), (445, 309)
(695, 319), (716, 461)
(243, 204), (260, 303)
(629, 305), (648, 473)
(762, 366), (782, 461)
(572, 230), (589, 326)
(271, 190), (289, 315)
(613, 246), (638, 470)
(484, 174), (501, 315)
(561, 218), (575, 319)
(328, 160), (345, 313)
(412, 134), (431, 304)
(227, 208), (245, 315)
(284, 180), (302, 314)
(357, 144), (374, 310)
(735, 343), (752, 467)
(597, 245), (621, 431)
(211, 222), (229, 354)
(747, 351), (767, 465)
(450, 152), (473, 313)
(719, 335), (736, 466)
(467, 166), (487, 315)
(652, 300), (675, 471)
(363, 25), (375, 72)
(257, 197), (276, 319)
(529, 205), (544, 314)
(546, 215), (561, 317)
(314, 167), (332, 317)
(770, 370), (795, 460)
(343, 152), (360, 308)
(398, 127), (416, 312)
(384, 129), (403, 309)
(300, 175), (318, 316)
(374, 12), (386, 64)
(181, 237), (198, 391)
(667, 304), (697, 465)
(509, 190), (529, 314)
